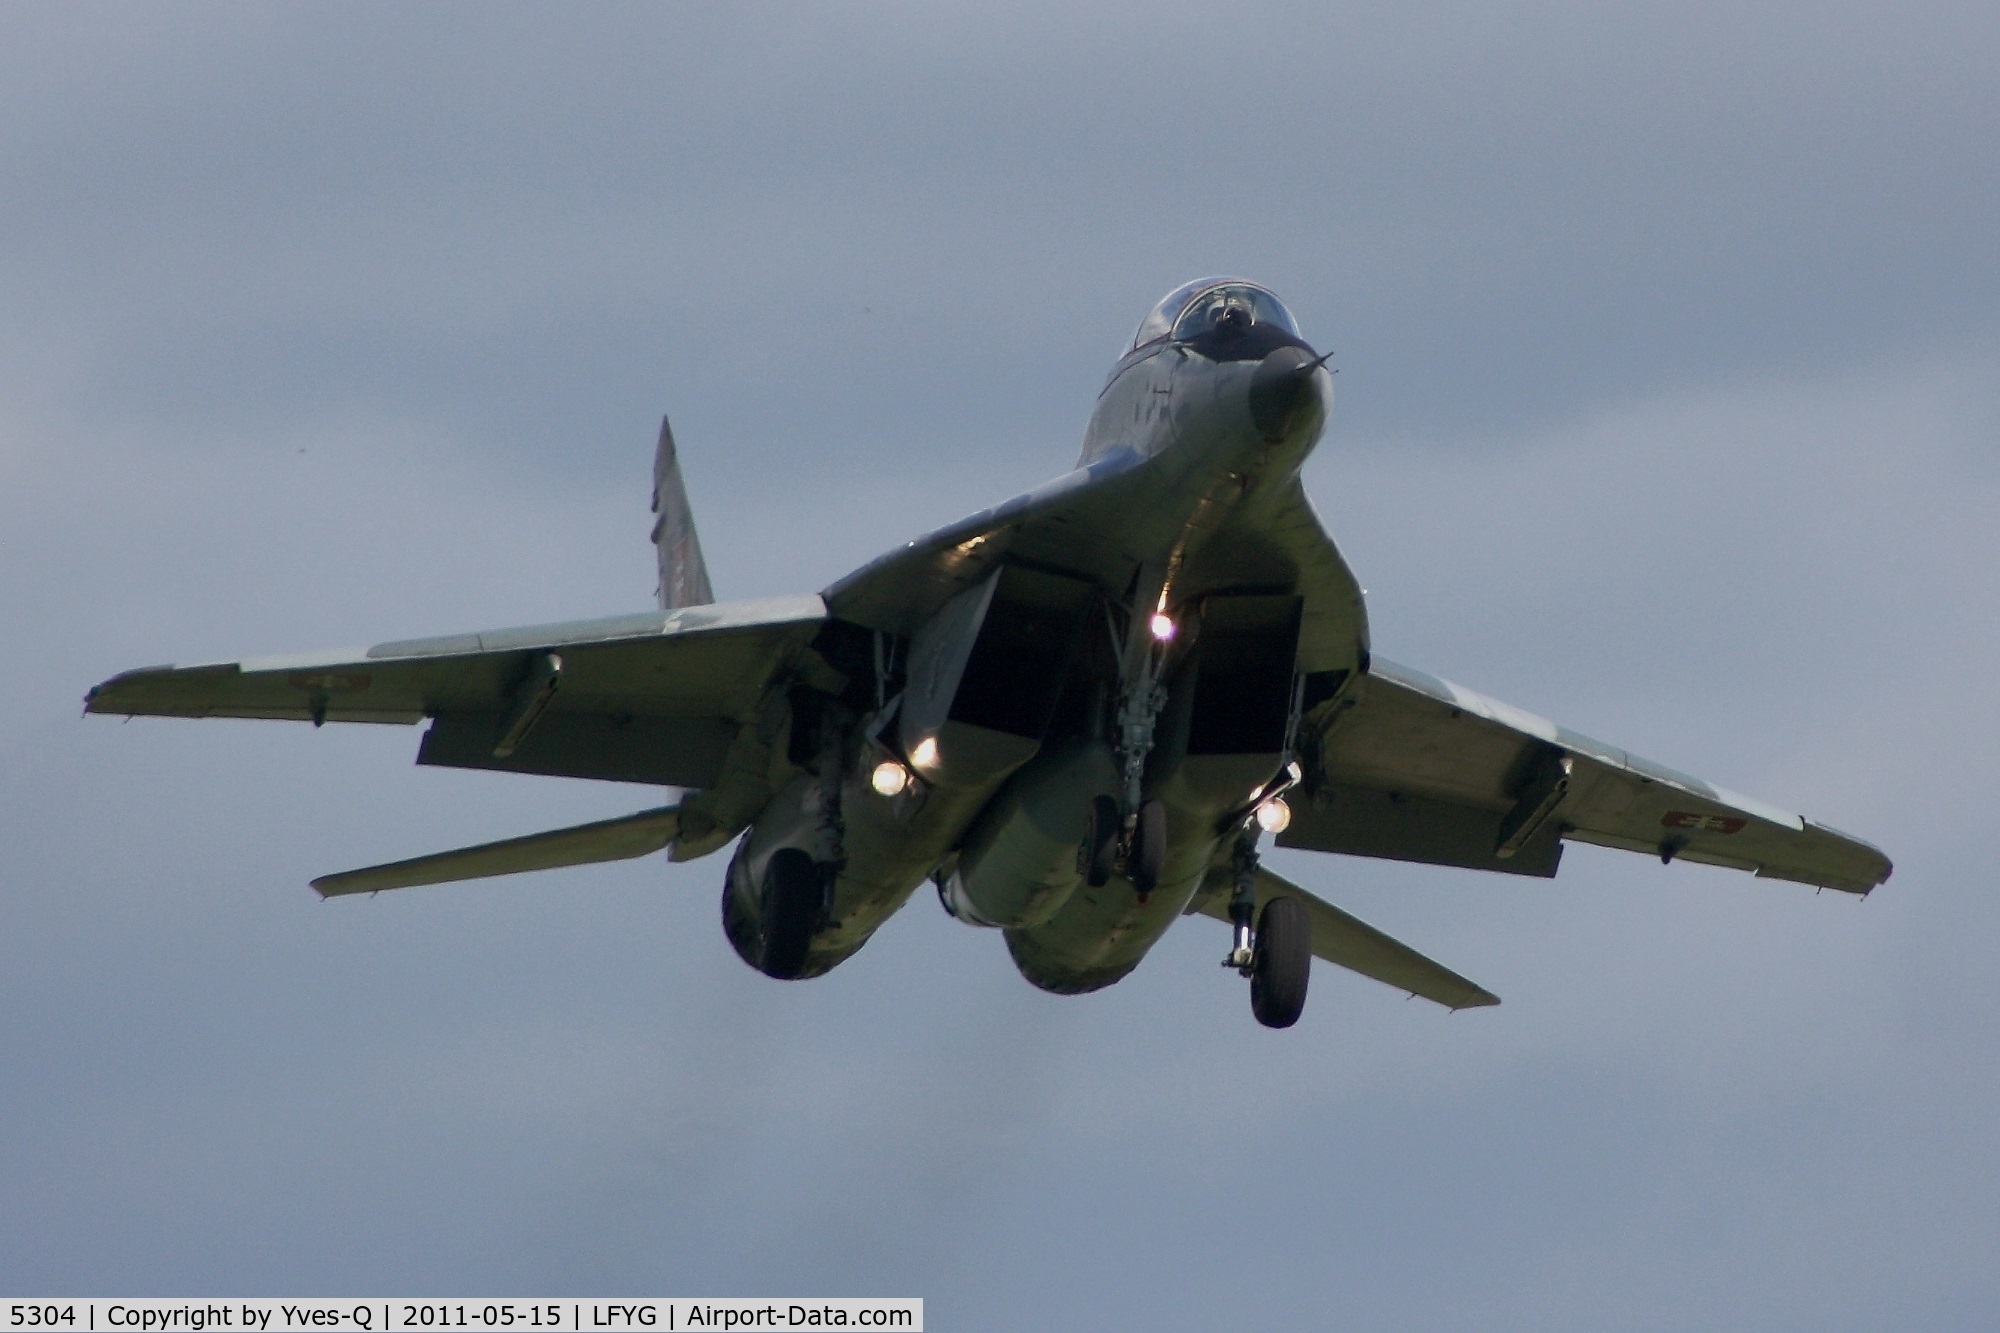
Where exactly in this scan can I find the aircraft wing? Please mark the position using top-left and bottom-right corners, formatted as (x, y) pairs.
(84, 594), (829, 789)
(1284, 657), (1891, 894)
(824, 447), (1155, 636)
(1187, 863), (1499, 1010)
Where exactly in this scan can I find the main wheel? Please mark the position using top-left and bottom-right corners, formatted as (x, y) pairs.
(1250, 895), (1311, 1028)
(1083, 795), (1119, 888)
(1130, 798), (1167, 896)
(759, 847), (823, 980)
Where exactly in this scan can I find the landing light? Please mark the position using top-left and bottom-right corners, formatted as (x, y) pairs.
(910, 736), (940, 772)
(1255, 797), (1292, 834)
(1149, 613), (1176, 641)
(871, 759), (910, 797)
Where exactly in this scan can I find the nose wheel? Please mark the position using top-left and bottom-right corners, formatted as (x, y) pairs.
(1128, 798), (1166, 897)
(1082, 794), (1168, 898)
(1083, 795), (1119, 887)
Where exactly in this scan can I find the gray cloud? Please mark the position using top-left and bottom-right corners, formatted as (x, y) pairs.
(5, 5), (1994, 453)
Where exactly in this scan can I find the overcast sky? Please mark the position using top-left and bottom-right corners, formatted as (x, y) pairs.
(4, 5), (1997, 1328)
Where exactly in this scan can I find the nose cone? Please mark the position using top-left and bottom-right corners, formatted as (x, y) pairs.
(1248, 346), (1327, 440)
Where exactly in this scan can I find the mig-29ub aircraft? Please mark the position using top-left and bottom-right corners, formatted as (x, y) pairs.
(86, 278), (1893, 1029)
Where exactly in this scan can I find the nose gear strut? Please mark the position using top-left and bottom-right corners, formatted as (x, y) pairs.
(1109, 595), (1174, 898)
(1114, 642), (1168, 820)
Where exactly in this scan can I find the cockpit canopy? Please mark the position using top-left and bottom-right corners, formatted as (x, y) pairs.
(1127, 278), (1301, 354)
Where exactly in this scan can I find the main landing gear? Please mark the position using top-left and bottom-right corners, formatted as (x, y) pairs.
(1249, 897), (1310, 1028)
(1226, 829), (1311, 1028)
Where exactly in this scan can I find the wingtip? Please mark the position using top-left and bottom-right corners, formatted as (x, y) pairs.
(308, 873), (353, 899)
(1454, 990), (1502, 1011)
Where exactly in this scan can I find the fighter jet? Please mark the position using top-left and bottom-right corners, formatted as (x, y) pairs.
(85, 278), (1892, 1028)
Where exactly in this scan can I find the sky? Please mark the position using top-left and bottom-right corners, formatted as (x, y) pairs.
(3, 3), (1997, 1327)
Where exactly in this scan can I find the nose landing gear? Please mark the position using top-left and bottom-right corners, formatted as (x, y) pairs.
(1083, 795), (1119, 887)
(1129, 798), (1167, 898)
(1101, 575), (1177, 902)
(1079, 793), (1168, 897)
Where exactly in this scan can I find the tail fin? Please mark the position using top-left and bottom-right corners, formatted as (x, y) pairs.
(650, 415), (715, 610)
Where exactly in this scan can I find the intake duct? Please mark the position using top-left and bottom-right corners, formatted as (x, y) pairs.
(897, 564), (1095, 789)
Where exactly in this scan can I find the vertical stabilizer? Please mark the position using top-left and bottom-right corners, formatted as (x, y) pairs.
(650, 415), (715, 610)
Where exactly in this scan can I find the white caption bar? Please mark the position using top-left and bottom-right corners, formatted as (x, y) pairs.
(2, 1303), (921, 1333)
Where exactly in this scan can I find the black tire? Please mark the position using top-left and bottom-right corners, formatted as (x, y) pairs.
(1131, 798), (1166, 896)
(759, 847), (823, 980)
(1250, 895), (1311, 1028)
(1084, 795), (1119, 888)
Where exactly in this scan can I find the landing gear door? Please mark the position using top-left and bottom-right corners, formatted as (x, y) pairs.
(897, 565), (1097, 788)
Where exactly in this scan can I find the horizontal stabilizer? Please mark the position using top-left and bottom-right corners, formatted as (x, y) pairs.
(1192, 865), (1499, 1010)
(312, 804), (680, 897)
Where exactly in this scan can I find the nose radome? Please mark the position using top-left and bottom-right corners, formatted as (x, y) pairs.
(1248, 345), (1325, 440)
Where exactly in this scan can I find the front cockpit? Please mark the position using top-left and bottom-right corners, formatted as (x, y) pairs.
(1126, 278), (1309, 362)
(1084, 278), (1330, 469)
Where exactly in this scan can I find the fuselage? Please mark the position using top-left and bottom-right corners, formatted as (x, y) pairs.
(724, 280), (1337, 991)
